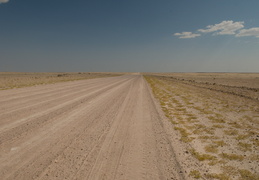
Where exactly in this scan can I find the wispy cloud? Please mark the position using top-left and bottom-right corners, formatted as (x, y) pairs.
(174, 32), (201, 39)
(174, 20), (259, 39)
(198, 20), (244, 35)
(0, 0), (9, 4)
(236, 28), (259, 38)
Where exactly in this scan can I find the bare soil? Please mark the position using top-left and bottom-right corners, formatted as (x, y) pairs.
(144, 73), (259, 180)
(146, 73), (259, 101)
(0, 72), (123, 90)
(0, 75), (183, 180)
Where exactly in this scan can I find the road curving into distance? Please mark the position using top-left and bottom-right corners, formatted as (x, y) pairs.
(0, 75), (184, 180)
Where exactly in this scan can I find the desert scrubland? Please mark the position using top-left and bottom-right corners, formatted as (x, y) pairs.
(0, 73), (258, 180)
(144, 73), (259, 180)
(0, 72), (123, 90)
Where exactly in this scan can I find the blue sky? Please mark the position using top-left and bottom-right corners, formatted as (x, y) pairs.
(0, 0), (259, 72)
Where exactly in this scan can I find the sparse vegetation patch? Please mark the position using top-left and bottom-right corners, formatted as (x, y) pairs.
(144, 74), (259, 180)
(0, 72), (123, 90)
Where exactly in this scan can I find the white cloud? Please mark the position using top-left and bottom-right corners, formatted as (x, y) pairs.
(0, 0), (9, 4)
(174, 32), (201, 39)
(236, 28), (259, 38)
(198, 20), (244, 35)
(175, 20), (259, 39)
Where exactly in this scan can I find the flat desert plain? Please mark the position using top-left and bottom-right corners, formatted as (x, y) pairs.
(0, 72), (123, 90)
(0, 73), (258, 180)
(144, 73), (259, 179)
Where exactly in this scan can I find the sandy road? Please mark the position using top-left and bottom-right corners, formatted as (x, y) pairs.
(0, 75), (183, 180)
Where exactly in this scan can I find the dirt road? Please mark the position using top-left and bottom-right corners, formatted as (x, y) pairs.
(0, 75), (183, 180)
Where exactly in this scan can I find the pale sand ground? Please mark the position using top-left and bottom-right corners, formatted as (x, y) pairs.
(144, 73), (259, 179)
(1, 73), (258, 180)
(0, 72), (123, 90)
(0, 75), (184, 180)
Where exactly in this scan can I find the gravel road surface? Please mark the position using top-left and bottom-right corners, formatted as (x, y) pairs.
(0, 75), (183, 180)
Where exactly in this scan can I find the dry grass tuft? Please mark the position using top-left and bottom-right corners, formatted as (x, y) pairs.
(235, 134), (250, 140)
(213, 140), (226, 147)
(204, 144), (218, 153)
(238, 169), (259, 180)
(190, 148), (216, 161)
(224, 129), (238, 136)
(205, 173), (231, 180)
(238, 142), (252, 152)
(174, 127), (194, 142)
(189, 170), (202, 179)
(219, 153), (244, 161)
(208, 116), (226, 123)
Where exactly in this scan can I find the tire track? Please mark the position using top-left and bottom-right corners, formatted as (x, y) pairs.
(0, 76), (125, 114)
(0, 77), (131, 127)
(0, 76), (135, 179)
(0, 77), (132, 139)
(0, 75), (184, 180)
